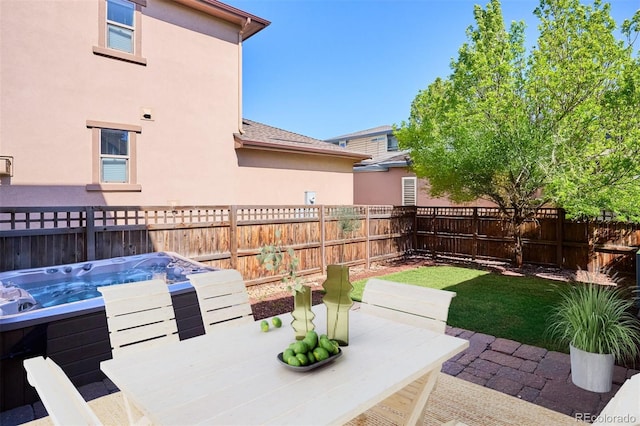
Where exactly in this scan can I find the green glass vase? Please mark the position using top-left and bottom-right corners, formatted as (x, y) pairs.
(322, 265), (353, 346)
(291, 285), (315, 340)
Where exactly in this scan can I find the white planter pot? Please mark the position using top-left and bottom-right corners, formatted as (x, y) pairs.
(570, 343), (614, 393)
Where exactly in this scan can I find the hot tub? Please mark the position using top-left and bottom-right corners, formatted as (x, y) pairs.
(0, 251), (212, 322)
(0, 252), (216, 411)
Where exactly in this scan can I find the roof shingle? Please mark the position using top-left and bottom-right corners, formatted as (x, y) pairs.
(235, 119), (370, 160)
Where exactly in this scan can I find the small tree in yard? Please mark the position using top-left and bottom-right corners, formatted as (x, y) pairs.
(257, 230), (304, 294)
(395, 0), (640, 267)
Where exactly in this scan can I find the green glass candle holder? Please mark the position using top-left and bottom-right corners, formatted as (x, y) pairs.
(291, 285), (315, 340)
(322, 265), (353, 346)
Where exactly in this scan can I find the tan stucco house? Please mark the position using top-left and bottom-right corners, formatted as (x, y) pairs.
(326, 126), (493, 207)
(0, 0), (367, 207)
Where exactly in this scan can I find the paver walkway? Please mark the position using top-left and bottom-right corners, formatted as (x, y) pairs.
(2, 326), (638, 425)
(443, 326), (639, 422)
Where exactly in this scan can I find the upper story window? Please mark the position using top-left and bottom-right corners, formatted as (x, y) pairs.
(107, 0), (135, 53)
(387, 135), (399, 152)
(93, 0), (147, 65)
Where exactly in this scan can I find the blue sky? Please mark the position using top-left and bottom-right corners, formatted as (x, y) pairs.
(227, 0), (638, 141)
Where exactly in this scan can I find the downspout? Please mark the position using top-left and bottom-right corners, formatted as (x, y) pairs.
(238, 18), (251, 135)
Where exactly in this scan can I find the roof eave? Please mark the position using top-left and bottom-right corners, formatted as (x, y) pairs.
(172, 0), (270, 40)
(234, 137), (371, 161)
(326, 127), (394, 143)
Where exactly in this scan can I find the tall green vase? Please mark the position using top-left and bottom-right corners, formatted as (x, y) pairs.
(291, 285), (315, 340)
(322, 265), (353, 346)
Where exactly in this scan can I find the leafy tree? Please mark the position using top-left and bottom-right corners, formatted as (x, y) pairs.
(395, 0), (640, 266)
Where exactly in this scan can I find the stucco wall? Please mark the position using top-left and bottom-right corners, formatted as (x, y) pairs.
(0, 0), (355, 207)
(354, 167), (495, 207)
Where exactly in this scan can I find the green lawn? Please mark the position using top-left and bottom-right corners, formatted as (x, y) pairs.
(351, 266), (568, 352)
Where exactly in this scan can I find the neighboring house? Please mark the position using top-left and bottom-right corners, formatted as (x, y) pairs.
(325, 125), (400, 158)
(234, 119), (368, 205)
(326, 126), (494, 207)
(0, 0), (367, 207)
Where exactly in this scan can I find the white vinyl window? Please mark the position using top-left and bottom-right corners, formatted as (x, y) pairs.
(93, 0), (146, 65)
(107, 0), (135, 53)
(86, 120), (141, 192)
(387, 135), (399, 152)
(100, 129), (129, 183)
(402, 177), (417, 206)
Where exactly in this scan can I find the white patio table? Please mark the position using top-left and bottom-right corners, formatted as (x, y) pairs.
(100, 304), (468, 425)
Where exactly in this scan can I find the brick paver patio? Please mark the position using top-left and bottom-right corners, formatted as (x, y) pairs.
(2, 326), (638, 425)
(443, 327), (639, 420)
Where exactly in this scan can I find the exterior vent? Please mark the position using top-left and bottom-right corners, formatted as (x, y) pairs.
(0, 157), (12, 176)
(402, 177), (417, 206)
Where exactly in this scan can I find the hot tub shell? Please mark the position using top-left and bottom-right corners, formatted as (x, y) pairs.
(0, 252), (214, 411)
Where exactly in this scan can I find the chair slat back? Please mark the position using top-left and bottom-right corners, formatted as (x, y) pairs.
(188, 270), (254, 333)
(98, 279), (179, 357)
(24, 356), (103, 426)
(361, 278), (456, 334)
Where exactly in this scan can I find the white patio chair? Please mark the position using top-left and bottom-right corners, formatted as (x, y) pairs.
(23, 356), (103, 426)
(353, 278), (457, 425)
(98, 278), (179, 358)
(593, 373), (640, 426)
(187, 269), (254, 333)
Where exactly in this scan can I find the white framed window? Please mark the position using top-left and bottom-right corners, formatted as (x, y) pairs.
(86, 120), (142, 192)
(402, 177), (417, 206)
(107, 0), (135, 53)
(93, 0), (147, 65)
(101, 129), (129, 183)
(387, 135), (399, 152)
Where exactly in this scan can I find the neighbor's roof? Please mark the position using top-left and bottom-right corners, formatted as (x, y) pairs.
(354, 151), (412, 172)
(172, 0), (270, 40)
(235, 120), (371, 161)
(325, 125), (394, 143)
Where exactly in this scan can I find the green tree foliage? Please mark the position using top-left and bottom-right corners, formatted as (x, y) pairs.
(396, 0), (640, 266)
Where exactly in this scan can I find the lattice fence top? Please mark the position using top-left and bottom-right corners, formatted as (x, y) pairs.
(0, 208), (86, 230)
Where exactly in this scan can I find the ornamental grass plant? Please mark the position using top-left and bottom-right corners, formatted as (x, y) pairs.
(546, 281), (640, 364)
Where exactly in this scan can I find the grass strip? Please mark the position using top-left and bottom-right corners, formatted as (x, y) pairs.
(351, 265), (567, 351)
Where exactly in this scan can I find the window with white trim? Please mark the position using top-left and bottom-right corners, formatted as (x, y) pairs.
(402, 177), (417, 206)
(101, 129), (129, 182)
(93, 0), (147, 65)
(86, 120), (142, 192)
(107, 0), (135, 53)
(387, 135), (399, 152)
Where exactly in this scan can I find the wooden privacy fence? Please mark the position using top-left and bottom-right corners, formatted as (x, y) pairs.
(415, 207), (640, 276)
(1, 205), (639, 281)
(0, 205), (415, 285)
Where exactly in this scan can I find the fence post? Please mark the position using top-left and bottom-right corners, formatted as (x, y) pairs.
(556, 209), (565, 268)
(412, 206), (418, 252)
(472, 207), (478, 260)
(432, 208), (437, 256)
(230, 205), (238, 269)
(86, 207), (96, 261)
(365, 206), (371, 269)
(320, 206), (326, 272)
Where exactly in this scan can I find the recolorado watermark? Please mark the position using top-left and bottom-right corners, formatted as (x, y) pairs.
(575, 413), (638, 424)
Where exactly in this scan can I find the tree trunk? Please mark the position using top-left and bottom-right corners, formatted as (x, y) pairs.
(514, 230), (523, 268)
